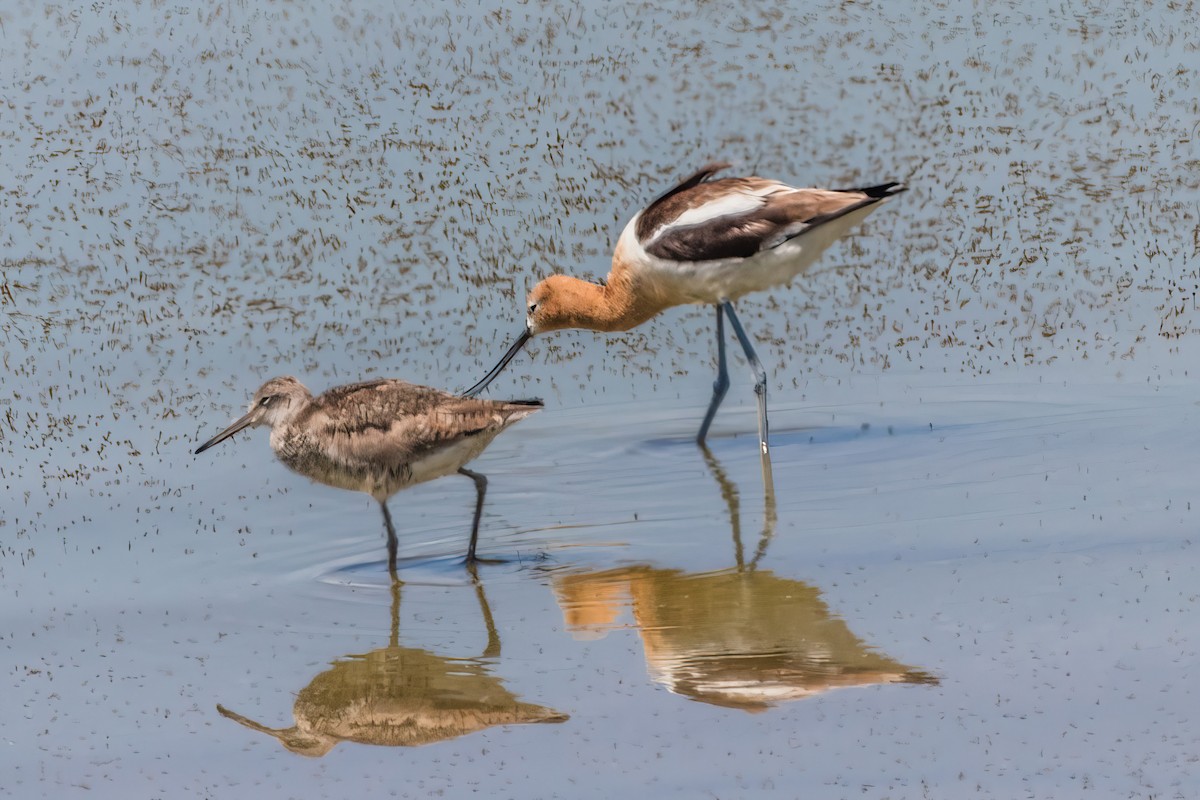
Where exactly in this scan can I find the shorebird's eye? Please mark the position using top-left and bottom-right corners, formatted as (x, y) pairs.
(260, 396), (273, 407)
(528, 302), (538, 315)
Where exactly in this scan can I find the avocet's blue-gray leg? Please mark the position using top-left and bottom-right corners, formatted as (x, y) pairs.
(721, 301), (770, 456)
(697, 304), (730, 444)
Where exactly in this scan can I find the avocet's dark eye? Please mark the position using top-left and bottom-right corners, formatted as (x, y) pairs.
(260, 396), (273, 407)
(528, 302), (538, 315)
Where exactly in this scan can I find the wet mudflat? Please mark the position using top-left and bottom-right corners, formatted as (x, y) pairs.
(3, 0), (1199, 797)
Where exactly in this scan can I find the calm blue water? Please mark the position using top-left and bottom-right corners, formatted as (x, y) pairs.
(3, 0), (1199, 797)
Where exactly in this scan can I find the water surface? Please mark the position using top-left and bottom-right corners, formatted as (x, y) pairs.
(3, 0), (1199, 797)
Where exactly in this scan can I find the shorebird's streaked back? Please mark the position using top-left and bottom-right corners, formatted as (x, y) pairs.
(464, 163), (906, 456)
(194, 376), (541, 571)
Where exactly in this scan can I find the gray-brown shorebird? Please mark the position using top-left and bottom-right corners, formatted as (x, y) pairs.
(194, 376), (541, 570)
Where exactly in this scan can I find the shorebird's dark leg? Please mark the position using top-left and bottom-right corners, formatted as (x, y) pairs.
(380, 501), (399, 575)
(458, 467), (497, 564)
(722, 301), (771, 456)
(697, 304), (731, 444)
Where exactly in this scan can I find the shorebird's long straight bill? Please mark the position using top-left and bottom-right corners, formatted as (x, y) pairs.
(194, 410), (257, 454)
(463, 327), (531, 397)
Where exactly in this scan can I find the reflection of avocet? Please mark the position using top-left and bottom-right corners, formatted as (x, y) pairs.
(194, 376), (541, 571)
(216, 574), (567, 755)
(551, 447), (936, 711)
(465, 163), (906, 457)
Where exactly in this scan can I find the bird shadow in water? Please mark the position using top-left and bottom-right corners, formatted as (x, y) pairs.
(548, 446), (939, 712)
(215, 569), (567, 755)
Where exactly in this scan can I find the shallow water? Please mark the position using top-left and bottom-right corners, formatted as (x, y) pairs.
(3, 0), (1200, 797)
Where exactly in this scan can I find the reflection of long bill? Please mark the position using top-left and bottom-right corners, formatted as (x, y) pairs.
(462, 327), (532, 397)
(193, 410), (258, 454)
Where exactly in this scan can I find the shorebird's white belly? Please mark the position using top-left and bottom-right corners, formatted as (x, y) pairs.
(272, 427), (497, 501)
(404, 435), (495, 486)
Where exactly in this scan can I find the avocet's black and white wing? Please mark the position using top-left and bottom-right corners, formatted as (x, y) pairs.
(631, 163), (906, 263)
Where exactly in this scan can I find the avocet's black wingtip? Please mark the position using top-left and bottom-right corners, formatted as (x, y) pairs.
(841, 181), (908, 198)
(506, 398), (544, 407)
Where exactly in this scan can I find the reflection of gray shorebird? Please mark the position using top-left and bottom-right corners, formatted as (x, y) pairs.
(194, 376), (540, 570)
(217, 576), (567, 755)
(465, 163), (906, 455)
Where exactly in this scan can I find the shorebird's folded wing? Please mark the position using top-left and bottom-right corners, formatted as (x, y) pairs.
(311, 381), (536, 465)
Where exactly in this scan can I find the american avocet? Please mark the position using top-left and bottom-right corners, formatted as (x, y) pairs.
(464, 163), (906, 454)
(194, 376), (541, 570)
